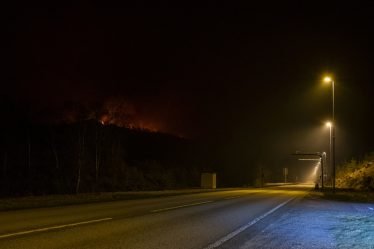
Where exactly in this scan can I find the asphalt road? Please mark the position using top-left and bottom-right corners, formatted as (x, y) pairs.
(0, 184), (312, 249)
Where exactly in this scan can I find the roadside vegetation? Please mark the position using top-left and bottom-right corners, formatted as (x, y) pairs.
(336, 153), (374, 191)
(311, 153), (374, 203)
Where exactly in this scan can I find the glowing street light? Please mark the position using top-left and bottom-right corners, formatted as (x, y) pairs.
(323, 76), (336, 192)
(313, 163), (320, 176)
(323, 76), (332, 83)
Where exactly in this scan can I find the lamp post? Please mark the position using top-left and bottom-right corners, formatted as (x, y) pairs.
(324, 77), (335, 192)
(326, 122), (332, 186)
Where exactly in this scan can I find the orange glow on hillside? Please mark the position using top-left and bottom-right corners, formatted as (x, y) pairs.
(98, 114), (162, 133)
(98, 98), (164, 133)
(57, 98), (173, 135)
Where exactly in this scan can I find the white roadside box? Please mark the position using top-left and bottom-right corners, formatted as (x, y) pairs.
(201, 173), (216, 189)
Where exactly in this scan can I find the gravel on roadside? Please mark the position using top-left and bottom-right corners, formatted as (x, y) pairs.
(234, 192), (374, 249)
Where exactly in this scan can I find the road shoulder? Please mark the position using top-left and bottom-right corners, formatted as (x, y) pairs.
(219, 192), (374, 249)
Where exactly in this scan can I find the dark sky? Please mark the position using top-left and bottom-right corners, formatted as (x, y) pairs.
(5, 2), (374, 180)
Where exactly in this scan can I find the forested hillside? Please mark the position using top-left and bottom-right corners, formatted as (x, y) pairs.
(0, 114), (204, 196)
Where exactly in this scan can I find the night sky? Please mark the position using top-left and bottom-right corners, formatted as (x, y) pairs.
(5, 2), (374, 181)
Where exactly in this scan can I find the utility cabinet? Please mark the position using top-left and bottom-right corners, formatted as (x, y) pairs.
(201, 173), (216, 189)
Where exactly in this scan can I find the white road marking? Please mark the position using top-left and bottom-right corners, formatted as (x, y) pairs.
(224, 196), (242, 200)
(0, 217), (113, 239)
(369, 207), (373, 211)
(151, 201), (214, 213)
(203, 198), (295, 249)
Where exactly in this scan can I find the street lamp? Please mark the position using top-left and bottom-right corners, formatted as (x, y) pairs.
(324, 76), (336, 192)
(325, 122), (332, 186)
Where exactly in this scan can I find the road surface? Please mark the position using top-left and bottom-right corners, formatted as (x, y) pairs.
(0, 184), (312, 249)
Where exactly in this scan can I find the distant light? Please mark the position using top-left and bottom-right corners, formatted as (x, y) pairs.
(326, 122), (332, 127)
(323, 76), (332, 83)
(313, 163), (320, 175)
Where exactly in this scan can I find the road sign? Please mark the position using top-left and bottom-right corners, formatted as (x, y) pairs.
(283, 167), (288, 183)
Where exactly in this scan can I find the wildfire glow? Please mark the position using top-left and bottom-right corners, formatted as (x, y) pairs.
(56, 97), (170, 134)
(98, 98), (164, 133)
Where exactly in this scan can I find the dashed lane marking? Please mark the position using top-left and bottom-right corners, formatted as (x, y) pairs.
(224, 196), (242, 200)
(151, 201), (214, 213)
(0, 217), (113, 240)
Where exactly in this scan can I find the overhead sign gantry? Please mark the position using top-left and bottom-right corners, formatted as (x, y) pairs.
(292, 151), (326, 189)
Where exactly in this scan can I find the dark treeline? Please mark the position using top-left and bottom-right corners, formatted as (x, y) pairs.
(0, 100), (206, 197)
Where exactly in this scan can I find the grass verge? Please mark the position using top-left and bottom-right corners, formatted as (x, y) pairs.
(309, 188), (374, 203)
